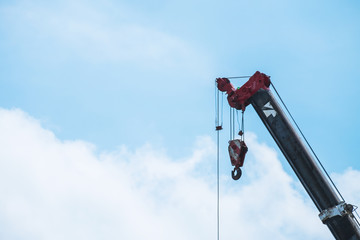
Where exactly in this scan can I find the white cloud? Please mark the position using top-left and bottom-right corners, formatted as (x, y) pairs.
(333, 169), (360, 208)
(0, 108), (354, 239)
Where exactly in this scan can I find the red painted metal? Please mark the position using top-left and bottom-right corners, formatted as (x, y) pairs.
(217, 71), (269, 179)
(216, 71), (271, 111)
(228, 139), (248, 168)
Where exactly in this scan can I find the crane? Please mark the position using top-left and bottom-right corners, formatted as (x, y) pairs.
(216, 71), (360, 240)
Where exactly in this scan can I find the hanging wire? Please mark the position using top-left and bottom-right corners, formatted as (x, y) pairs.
(236, 110), (245, 141)
(241, 111), (245, 141)
(233, 108), (236, 139)
(217, 130), (220, 240)
(214, 79), (222, 240)
(269, 81), (345, 202)
(215, 81), (220, 128)
(236, 110), (241, 134)
(215, 81), (218, 127)
(229, 106), (233, 140)
(221, 92), (224, 127)
(215, 81), (223, 131)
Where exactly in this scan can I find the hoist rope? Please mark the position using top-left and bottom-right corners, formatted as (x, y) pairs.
(233, 108), (235, 139)
(221, 92), (224, 126)
(215, 79), (222, 240)
(229, 106), (232, 140)
(236, 110), (241, 136)
(242, 111), (245, 140)
(230, 107), (236, 140)
(236, 110), (245, 141)
(215, 82), (219, 127)
(270, 81), (345, 202)
(216, 129), (220, 240)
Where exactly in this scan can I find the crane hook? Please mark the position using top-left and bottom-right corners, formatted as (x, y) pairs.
(231, 167), (242, 180)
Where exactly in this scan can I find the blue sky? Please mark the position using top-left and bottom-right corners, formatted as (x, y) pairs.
(1, 0), (360, 239)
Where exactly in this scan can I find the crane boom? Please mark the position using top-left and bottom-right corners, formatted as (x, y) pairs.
(216, 71), (360, 240)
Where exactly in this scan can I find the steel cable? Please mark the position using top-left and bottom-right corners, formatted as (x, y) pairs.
(215, 79), (221, 240)
(270, 81), (345, 202)
(216, 130), (220, 240)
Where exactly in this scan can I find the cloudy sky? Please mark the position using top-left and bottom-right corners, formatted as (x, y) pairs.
(1, 0), (360, 239)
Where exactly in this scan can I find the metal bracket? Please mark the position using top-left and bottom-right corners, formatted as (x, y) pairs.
(319, 202), (355, 223)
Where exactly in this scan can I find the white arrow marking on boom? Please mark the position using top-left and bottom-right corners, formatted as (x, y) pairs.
(262, 102), (277, 118)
